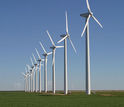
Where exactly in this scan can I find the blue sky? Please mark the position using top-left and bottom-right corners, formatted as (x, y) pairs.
(0, 0), (124, 91)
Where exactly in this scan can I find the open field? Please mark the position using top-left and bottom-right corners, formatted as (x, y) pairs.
(0, 91), (124, 107)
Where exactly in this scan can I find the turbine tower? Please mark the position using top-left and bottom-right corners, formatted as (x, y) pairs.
(30, 57), (35, 92)
(32, 53), (38, 92)
(28, 72), (31, 92)
(30, 71), (33, 92)
(80, 0), (103, 95)
(46, 30), (63, 94)
(35, 48), (44, 93)
(39, 42), (52, 93)
(57, 11), (76, 95)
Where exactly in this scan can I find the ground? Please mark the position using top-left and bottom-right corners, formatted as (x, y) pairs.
(0, 91), (124, 107)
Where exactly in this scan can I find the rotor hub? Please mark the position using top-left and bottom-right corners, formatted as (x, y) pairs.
(43, 53), (47, 56)
(38, 59), (41, 62)
(89, 12), (93, 16)
(34, 64), (37, 66)
(50, 46), (56, 49)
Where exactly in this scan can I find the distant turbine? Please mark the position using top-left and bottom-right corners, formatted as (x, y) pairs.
(46, 30), (63, 94)
(28, 72), (31, 92)
(22, 68), (28, 92)
(57, 11), (76, 95)
(26, 71), (30, 92)
(39, 41), (52, 93)
(27, 64), (33, 92)
(22, 72), (26, 92)
(32, 53), (38, 92)
(35, 48), (44, 93)
(80, 0), (103, 95)
(30, 57), (35, 92)
(24, 67), (30, 92)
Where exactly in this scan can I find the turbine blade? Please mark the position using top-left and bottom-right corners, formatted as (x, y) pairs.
(26, 65), (28, 71)
(56, 46), (64, 48)
(57, 35), (68, 43)
(92, 15), (103, 28)
(47, 52), (52, 55)
(25, 67), (27, 72)
(22, 72), (25, 76)
(65, 11), (69, 34)
(86, 0), (91, 12)
(81, 15), (91, 37)
(39, 42), (47, 53)
(68, 37), (77, 53)
(30, 57), (34, 66)
(26, 65), (30, 71)
(35, 48), (41, 60)
(46, 30), (55, 46)
(32, 53), (37, 64)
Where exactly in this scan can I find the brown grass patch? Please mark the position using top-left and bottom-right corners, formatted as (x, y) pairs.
(100, 94), (115, 96)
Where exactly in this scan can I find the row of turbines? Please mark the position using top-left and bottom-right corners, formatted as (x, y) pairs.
(22, 0), (103, 95)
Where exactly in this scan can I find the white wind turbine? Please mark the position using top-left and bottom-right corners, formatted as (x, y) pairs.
(28, 72), (31, 92)
(26, 71), (30, 92)
(35, 48), (44, 93)
(46, 30), (64, 94)
(57, 11), (76, 95)
(80, 0), (103, 95)
(32, 53), (38, 92)
(39, 41), (52, 93)
(26, 64), (33, 92)
(22, 68), (28, 92)
(24, 67), (30, 92)
(22, 72), (27, 92)
(30, 57), (35, 92)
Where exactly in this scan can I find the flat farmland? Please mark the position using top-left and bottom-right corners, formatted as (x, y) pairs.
(0, 91), (124, 107)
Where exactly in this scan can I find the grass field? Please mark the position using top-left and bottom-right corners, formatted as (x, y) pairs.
(0, 91), (124, 107)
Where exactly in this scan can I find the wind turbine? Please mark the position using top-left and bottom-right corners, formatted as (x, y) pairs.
(57, 11), (76, 95)
(39, 41), (52, 93)
(26, 71), (30, 92)
(22, 72), (26, 92)
(80, 0), (103, 95)
(22, 68), (28, 92)
(24, 67), (30, 92)
(28, 72), (31, 92)
(35, 48), (44, 93)
(32, 53), (38, 92)
(27, 64), (33, 92)
(30, 57), (35, 92)
(46, 30), (63, 94)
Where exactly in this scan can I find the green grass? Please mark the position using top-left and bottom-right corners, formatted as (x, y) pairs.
(0, 91), (124, 107)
